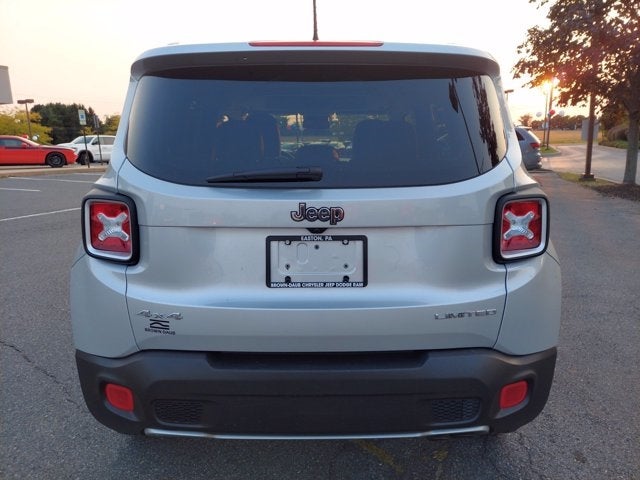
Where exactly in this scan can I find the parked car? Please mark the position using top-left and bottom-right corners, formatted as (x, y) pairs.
(515, 126), (543, 170)
(57, 135), (97, 147)
(58, 135), (115, 164)
(71, 42), (561, 440)
(0, 135), (76, 168)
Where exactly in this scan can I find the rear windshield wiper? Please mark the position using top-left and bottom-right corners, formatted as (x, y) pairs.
(207, 167), (323, 183)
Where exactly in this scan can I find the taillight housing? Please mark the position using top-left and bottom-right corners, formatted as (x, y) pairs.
(82, 194), (139, 264)
(494, 194), (549, 263)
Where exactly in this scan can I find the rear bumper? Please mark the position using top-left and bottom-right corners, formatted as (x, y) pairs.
(76, 347), (556, 438)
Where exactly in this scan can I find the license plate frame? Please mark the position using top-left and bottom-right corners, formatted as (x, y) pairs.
(266, 235), (368, 288)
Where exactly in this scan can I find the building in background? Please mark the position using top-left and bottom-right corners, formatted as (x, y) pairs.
(0, 66), (13, 104)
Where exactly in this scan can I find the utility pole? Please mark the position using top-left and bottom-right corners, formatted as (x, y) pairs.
(545, 79), (557, 149)
(312, 0), (319, 41)
(17, 98), (34, 139)
(581, 93), (596, 181)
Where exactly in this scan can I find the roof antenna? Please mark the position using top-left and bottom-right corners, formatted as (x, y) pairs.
(312, 0), (319, 41)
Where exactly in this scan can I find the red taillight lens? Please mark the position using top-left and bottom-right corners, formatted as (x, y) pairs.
(530, 142), (540, 149)
(499, 380), (528, 409)
(82, 196), (138, 263)
(89, 202), (131, 254)
(495, 196), (548, 262)
(502, 200), (543, 251)
(105, 383), (134, 412)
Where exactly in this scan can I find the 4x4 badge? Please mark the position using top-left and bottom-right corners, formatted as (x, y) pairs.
(291, 202), (344, 225)
(434, 309), (497, 320)
(137, 310), (183, 320)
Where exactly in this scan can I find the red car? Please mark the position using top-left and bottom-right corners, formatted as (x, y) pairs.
(0, 135), (77, 168)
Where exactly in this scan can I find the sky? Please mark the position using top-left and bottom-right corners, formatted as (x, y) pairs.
(0, 0), (587, 122)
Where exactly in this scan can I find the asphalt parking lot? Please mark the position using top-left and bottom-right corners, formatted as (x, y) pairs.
(0, 164), (638, 479)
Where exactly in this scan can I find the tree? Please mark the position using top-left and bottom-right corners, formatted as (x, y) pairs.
(528, 114), (585, 131)
(514, 0), (639, 185)
(519, 114), (533, 126)
(553, 114), (586, 130)
(31, 102), (100, 144)
(0, 109), (53, 143)
(102, 115), (120, 135)
(600, 102), (629, 131)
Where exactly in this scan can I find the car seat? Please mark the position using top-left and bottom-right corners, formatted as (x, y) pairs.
(351, 119), (417, 172)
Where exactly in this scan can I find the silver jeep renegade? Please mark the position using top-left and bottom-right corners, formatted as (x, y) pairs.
(71, 41), (561, 439)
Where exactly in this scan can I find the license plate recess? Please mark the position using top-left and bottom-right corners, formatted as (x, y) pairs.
(267, 235), (367, 288)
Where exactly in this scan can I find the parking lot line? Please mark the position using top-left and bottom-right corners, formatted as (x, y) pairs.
(0, 187), (41, 192)
(9, 176), (96, 184)
(0, 207), (80, 223)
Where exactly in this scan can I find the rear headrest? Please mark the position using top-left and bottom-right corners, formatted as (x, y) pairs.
(295, 144), (339, 165)
(213, 120), (264, 167)
(213, 112), (283, 168)
(246, 112), (281, 160)
(352, 119), (417, 168)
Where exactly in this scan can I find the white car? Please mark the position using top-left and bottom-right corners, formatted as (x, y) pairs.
(71, 42), (561, 439)
(58, 135), (115, 163)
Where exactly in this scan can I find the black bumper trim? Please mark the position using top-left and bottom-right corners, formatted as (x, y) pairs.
(75, 347), (556, 436)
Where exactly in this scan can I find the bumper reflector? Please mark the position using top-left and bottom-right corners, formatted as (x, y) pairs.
(499, 380), (528, 409)
(105, 383), (135, 412)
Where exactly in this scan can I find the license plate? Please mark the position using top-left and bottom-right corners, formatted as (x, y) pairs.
(266, 235), (367, 288)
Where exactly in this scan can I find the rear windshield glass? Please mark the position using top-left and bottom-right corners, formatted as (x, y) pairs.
(126, 66), (506, 187)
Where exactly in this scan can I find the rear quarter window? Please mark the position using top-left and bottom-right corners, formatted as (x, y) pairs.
(126, 65), (507, 188)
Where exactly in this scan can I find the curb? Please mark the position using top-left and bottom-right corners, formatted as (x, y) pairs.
(0, 164), (108, 178)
